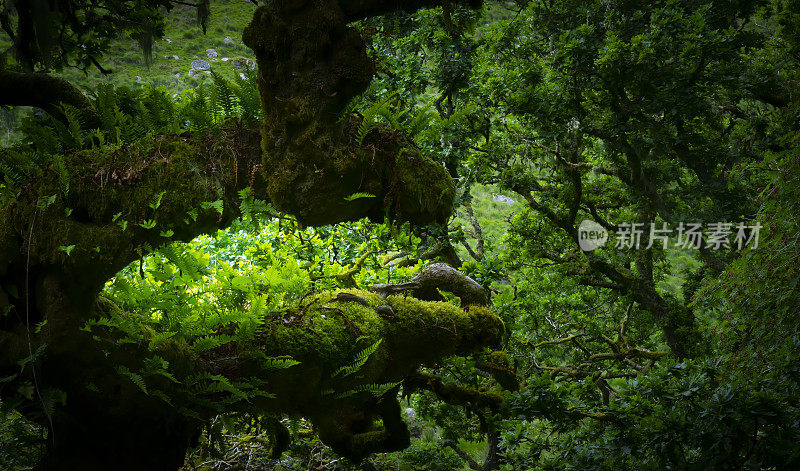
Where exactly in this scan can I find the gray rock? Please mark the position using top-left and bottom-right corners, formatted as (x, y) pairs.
(164, 54), (179, 60)
(231, 58), (256, 70)
(164, 38), (172, 43)
(402, 407), (416, 424)
(206, 48), (218, 59)
(223, 36), (235, 44)
(491, 193), (515, 205)
(190, 59), (211, 71)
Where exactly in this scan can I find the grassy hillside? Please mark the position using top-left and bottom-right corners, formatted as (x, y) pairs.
(0, 0), (259, 144)
(453, 184), (522, 263)
(61, 0), (259, 94)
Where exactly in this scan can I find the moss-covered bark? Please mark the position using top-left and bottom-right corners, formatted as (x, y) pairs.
(0, 122), (264, 333)
(12, 286), (503, 469)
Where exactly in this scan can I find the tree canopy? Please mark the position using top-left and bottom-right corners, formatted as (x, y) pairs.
(1, 0), (800, 470)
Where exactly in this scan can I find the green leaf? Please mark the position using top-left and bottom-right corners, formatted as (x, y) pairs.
(332, 339), (383, 378)
(264, 357), (301, 370)
(116, 365), (148, 394)
(149, 190), (167, 210)
(344, 192), (377, 202)
(37, 194), (57, 210)
(201, 199), (224, 214)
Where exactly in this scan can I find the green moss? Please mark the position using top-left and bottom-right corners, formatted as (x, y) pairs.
(2, 122), (263, 306)
(392, 147), (456, 224)
(477, 350), (519, 391)
(180, 288), (507, 419)
(230, 286), (501, 460)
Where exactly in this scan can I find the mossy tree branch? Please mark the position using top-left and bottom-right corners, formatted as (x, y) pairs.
(370, 262), (487, 307)
(405, 371), (504, 412)
(0, 69), (100, 126)
(0, 122), (264, 332)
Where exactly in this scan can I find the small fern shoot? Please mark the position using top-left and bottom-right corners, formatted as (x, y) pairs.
(332, 339), (383, 378)
(344, 192), (377, 202)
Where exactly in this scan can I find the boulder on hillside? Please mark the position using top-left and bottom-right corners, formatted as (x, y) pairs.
(191, 59), (211, 71)
(231, 58), (256, 70)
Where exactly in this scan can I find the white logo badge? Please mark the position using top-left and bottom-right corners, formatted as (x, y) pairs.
(578, 220), (608, 251)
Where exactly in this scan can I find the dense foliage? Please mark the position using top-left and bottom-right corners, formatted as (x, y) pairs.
(2, 0), (800, 470)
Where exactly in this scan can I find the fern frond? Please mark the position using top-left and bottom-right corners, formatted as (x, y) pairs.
(191, 334), (236, 353)
(210, 71), (236, 120)
(59, 103), (86, 149)
(160, 244), (205, 281)
(356, 94), (403, 144)
(148, 331), (177, 351)
(232, 69), (261, 122)
(182, 85), (212, 131)
(332, 339), (383, 378)
(356, 100), (387, 144)
(150, 389), (174, 406)
(330, 381), (401, 399)
(116, 365), (148, 394)
(50, 153), (70, 195)
(263, 356), (301, 370)
(187, 373), (248, 399)
(344, 192), (376, 202)
(0, 148), (45, 188)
